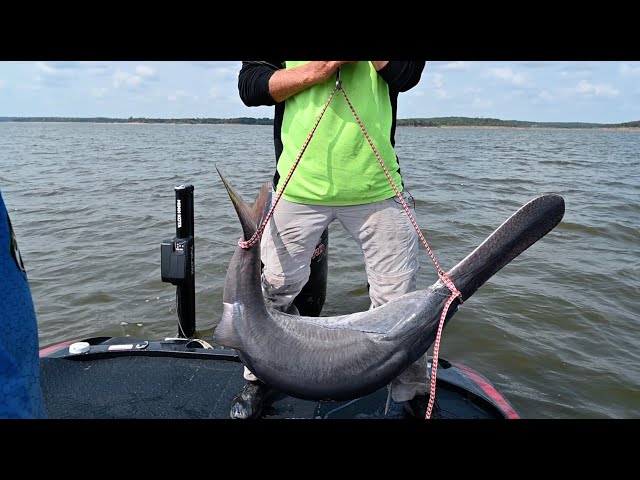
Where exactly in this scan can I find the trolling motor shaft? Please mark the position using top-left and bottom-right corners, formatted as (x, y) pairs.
(160, 184), (195, 338)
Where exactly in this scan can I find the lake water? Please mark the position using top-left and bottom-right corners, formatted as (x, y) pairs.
(1, 122), (638, 419)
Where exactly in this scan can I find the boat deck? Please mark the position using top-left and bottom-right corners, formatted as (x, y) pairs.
(40, 337), (513, 420)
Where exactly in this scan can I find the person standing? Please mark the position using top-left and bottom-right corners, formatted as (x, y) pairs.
(229, 60), (429, 419)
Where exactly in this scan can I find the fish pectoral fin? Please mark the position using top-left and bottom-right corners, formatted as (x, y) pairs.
(212, 302), (244, 350)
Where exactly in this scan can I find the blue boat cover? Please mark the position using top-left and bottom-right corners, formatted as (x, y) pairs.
(0, 190), (46, 418)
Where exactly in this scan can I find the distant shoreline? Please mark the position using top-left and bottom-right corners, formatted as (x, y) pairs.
(1, 116), (639, 130)
(2, 121), (638, 132)
(424, 125), (640, 132)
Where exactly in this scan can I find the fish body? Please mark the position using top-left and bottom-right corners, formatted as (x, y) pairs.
(214, 167), (565, 400)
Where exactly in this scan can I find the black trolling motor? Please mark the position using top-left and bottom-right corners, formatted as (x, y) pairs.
(160, 184), (195, 338)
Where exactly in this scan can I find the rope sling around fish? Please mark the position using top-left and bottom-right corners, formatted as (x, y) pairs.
(235, 67), (462, 420)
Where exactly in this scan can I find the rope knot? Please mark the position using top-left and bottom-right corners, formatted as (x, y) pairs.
(238, 237), (251, 249)
(438, 272), (463, 304)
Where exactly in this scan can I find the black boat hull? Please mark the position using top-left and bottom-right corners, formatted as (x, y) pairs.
(39, 336), (519, 419)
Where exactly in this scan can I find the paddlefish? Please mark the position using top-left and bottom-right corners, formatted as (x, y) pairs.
(213, 166), (565, 400)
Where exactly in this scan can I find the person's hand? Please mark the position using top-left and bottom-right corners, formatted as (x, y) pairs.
(268, 61), (358, 103)
(308, 61), (357, 83)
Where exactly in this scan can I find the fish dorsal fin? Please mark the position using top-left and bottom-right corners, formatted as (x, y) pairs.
(215, 165), (271, 241)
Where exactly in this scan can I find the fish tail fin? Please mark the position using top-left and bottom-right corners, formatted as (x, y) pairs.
(216, 165), (271, 241)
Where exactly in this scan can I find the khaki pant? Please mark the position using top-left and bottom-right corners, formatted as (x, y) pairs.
(246, 190), (430, 403)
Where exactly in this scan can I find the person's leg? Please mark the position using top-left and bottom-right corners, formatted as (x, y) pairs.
(260, 198), (333, 311)
(338, 191), (430, 411)
(230, 198), (333, 419)
(338, 190), (420, 307)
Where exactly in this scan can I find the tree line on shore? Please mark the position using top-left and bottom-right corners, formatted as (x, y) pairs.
(1, 116), (638, 128)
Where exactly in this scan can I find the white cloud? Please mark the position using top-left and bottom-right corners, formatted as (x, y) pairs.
(472, 98), (492, 109)
(208, 85), (224, 99)
(113, 66), (155, 89)
(431, 73), (444, 89)
(560, 69), (592, 79)
(135, 65), (155, 78)
(1, 61), (634, 123)
(537, 90), (554, 102)
(77, 62), (112, 77)
(434, 89), (452, 100)
(488, 67), (529, 87)
(111, 64), (156, 90)
(620, 62), (640, 77)
(113, 71), (139, 88)
(35, 62), (60, 76)
(89, 87), (107, 98)
(516, 62), (562, 69)
(168, 89), (196, 102)
(211, 65), (239, 81)
(575, 80), (619, 97)
(34, 62), (87, 76)
(33, 62), (75, 87)
(441, 61), (470, 71)
(191, 61), (239, 70)
(427, 73), (452, 99)
(34, 62), (75, 79)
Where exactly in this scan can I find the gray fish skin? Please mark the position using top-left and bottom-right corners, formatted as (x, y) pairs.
(213, 166), (565, 401)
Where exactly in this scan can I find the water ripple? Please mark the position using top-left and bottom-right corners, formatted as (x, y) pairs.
(1, 123), (639, 419)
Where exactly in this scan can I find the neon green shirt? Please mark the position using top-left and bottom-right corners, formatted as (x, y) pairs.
(278, 61), (403, 206)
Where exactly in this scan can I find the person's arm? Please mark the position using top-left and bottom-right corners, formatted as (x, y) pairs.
(238, 61), (355, 106)
(374, 61), (426, 92)
(238, 60), (283, 107)
(267, 61), (352, 103)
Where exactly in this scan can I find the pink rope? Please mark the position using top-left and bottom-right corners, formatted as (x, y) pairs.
(338, 88), (463, 419)
(238, 86), (340, 249)
(236, 75), (462, 419)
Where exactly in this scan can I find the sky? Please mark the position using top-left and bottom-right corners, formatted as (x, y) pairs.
(1, 61), (639, 124)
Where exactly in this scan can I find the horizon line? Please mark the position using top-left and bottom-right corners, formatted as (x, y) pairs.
(1, 115), (639, 126)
